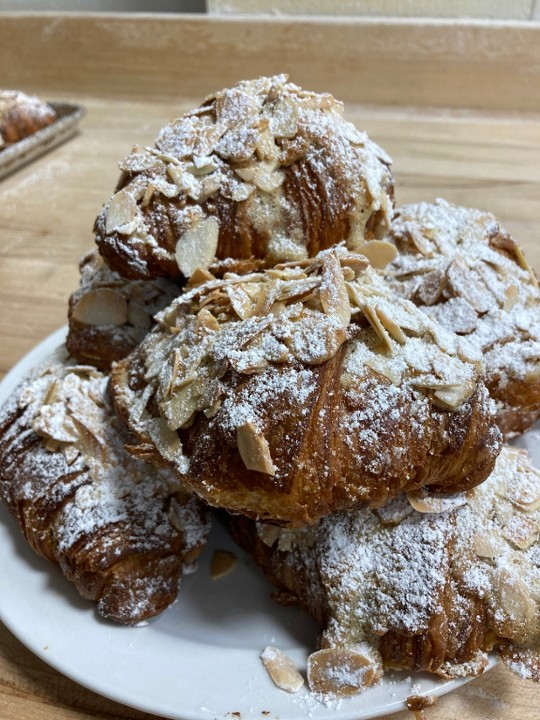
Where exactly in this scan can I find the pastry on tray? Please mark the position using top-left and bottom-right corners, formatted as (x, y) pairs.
(229, 444), (540, 695)
(66, 249), (180, 370)
(0, 353), (210, 624)
(386, 199), (540, 438)
(110, 246), (501, 526)
(0, 89), (57, 148)
(94, 74), (394, 281)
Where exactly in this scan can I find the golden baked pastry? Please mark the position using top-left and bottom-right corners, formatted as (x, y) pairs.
(230, 445), (540, 695)
(94, 75), (394, 281)
(386, 199), (540, 438)
(0, 90), (56, 147)
(0, 354), (210, 624)
(66, 250), (180, 370)
(110, 247), (501, 526)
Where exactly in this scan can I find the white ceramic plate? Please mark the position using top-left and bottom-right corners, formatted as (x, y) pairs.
(4, 327), (537, 720)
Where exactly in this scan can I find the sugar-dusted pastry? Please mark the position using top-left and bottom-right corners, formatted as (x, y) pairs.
(110, 247), (501, 526)
(386, 199), (540, 437)
(94, 75), (394, 281)
(0, 90), (56, 147)
(230, 445), (540, 695)
(66, 250), (180, 370)
(0, 354), (210, 624)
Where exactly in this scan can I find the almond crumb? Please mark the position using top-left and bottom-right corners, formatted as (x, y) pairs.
(261, 646), (304, 693)
(210, 550), (237, 579)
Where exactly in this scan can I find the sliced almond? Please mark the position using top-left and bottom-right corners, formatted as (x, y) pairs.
(474, 533), (500, 559)
(188, 267), (215, 288)
(237, 421), (276, 475)
(145, 417), (183, 463)
(195, 307), (220, 333)
(261, 646), (304, 693)
(362, 304), (393, 352)
(319, 251), (351, 327)
(256, 125), (279, 161)
(307, 646), (382, 696)
(71, 288), (128, 327)
(210, 550), (237, 579)
(375, 305), (406, 344)
(416, 269), (446, 306)
(513, 243), (537, 281)
(254, 167), (284, 193)
(433, 381), (475, 409)
(502, 514), (539, 551)
(446, 258), (493, 314)
(356, 240), (397, 269)
(225, 284), (254, 320)
(491, 569), (538, 641)
(270, 97), (298, 139)
(105, 190), (137, 234)
(503, 284), (519, 311)
(406, 489), (467, 514)
(160, 382), (198, 431)
(175, 216), (220, 278)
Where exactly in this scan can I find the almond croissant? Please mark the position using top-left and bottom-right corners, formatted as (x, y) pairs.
(94, 75), (394, 281)
(110, 247), (501, 526)
(229, 445), (540, 695)
(0, 353), (210, 624)
(66, 249), (180, 370)
(0, 90), (56, 147)
(386, 199), (540, 438)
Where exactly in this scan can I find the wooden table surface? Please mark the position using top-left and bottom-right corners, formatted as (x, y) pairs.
(1, 94), (540, 720)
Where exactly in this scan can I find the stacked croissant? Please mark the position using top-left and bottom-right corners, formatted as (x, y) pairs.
(1, 75), (540, 697)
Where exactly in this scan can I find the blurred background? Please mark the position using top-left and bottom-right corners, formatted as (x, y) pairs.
(0, 0), (538, 19)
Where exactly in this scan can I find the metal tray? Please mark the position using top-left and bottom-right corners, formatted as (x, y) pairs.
(0, 101), (85, 181)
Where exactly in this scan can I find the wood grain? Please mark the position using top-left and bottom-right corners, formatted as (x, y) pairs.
(1, 14), (540, 113)
(0, 15), (540, 720)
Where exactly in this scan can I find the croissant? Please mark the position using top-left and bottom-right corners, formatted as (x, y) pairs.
(66, 250), (180, 370)
(229, 444), (540, 695)
(385, 199), (540, 438)
(0, 90), (56, 147)
(110, 247), (501, 526)
(0, 353), (210, 624)
(94, 75), (394, 281)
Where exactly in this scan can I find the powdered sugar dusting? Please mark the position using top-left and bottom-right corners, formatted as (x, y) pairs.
(0, 351), (210, 623)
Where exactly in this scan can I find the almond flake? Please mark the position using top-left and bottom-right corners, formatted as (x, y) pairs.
(503, 284), (519, 311)
(210, 550), (237, 579)
(307, 646), (382, 696)
(320, 252), (351, 327)
(160, 382), (198, 431)
(406, 489), (467, 514)
(433, 381), (475, 409)
(357, 240), (398, 269)
(261, 647), (304, 693)
(175, 216), (220, 278)
(237, 421), (276, 475)
(362, 304), (393, 352)
(375, 306), (406, 344)
(71, 288), (128, 327)
(270, 97), (298, 139)
(105, 190), (137, 233)
(225, 284), (254, 319)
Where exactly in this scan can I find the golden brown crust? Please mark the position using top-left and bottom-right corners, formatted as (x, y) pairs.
(94, 75), (394, 281)
(110, 248), (501, 526)
(386, 199), (540, 438)
(0, 90), (56, 146)
(0, 354), (210, 624)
